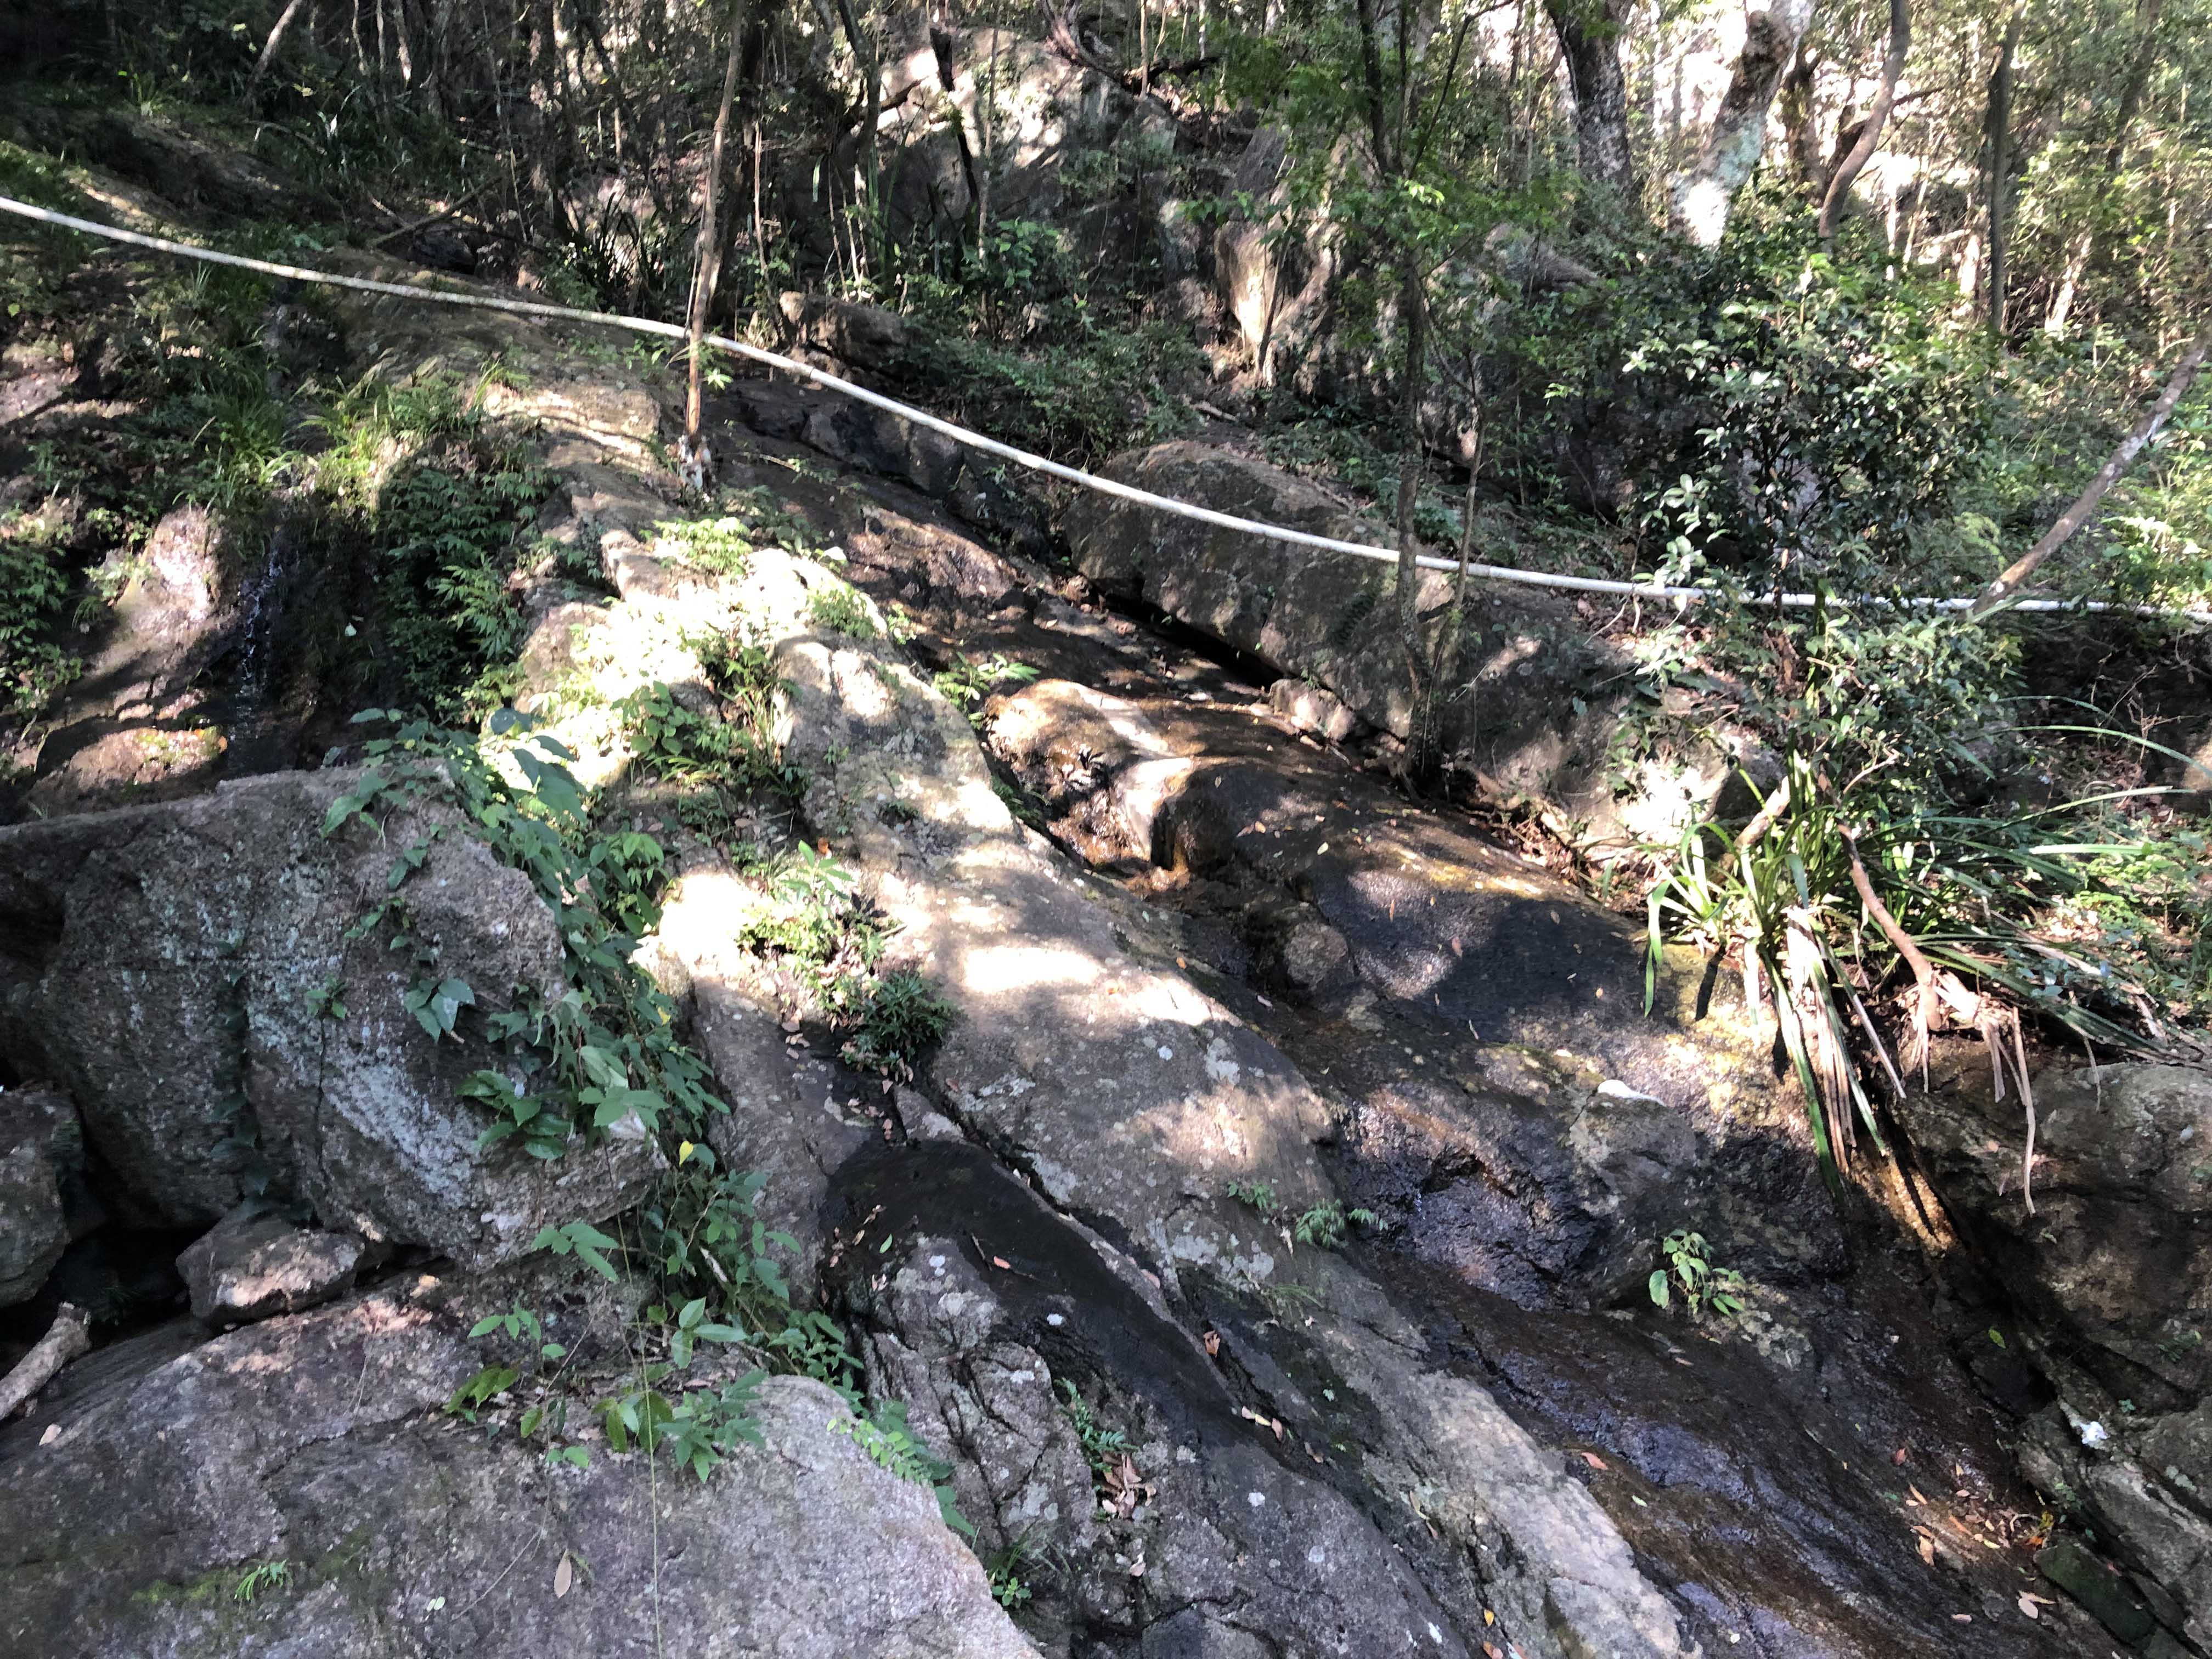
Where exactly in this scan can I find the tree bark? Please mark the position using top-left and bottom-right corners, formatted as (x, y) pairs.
(1544, 0), (1637, 198)
(1778, 44), (1824, 193)
(1819, 0), (1910, 239)
(1983, 3), (2026, 336)
(1966, 331), (2211, 617)
(686, 0), (747, 446)
(1671, 0), (1816, 246)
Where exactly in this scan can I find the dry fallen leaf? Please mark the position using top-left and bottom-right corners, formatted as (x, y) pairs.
(1482, 1644), (1504, 1659)
(38, 1423), (60, 1446)
(1482, 1609), (1496, 1627)
(554, 1554), (573, 1599)
(1906, 1484), (1929, 1506)
(1203, 1330), (1221, 1357)
(1578, 1451), (1609, 1471)
(1271, 1417), (1284, 1440)
(2017, 1595), (2039, 1621)
(992, 1256), (1011, 1270)
(1129, 1557), (1147, 1578)
(1951, 1613), (1973, 1623)
(1892, 1447), (1910, 1465)
(1916, 1534), (1936, 1566)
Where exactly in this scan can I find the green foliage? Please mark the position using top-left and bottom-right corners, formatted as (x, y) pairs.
(323, 712), (721, 1160)
(840, 969), (957, 1082)
(986, 1542), (1036, 1610)
(230, 1561), (291, 1604)
(1056, 1379), (1130, 1481)
(1626, 247), (1990, 592)
(1224, 1181), (1374, 1250)
(806, 582), (879, 639)
(1648, 1230), (1747, 1321)
(1291, 1198), (1379, 1250)
(598, 1368), (766, 1480)
(0, 535), (83, 722)
(619, 681), (791, 793)
(932, 652), (1040, 722)
(833, 1398), (974, 1538)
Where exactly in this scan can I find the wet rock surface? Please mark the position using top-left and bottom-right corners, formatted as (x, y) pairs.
(0, 163), (2191, 1659)
(1066, 438), (1766, 855)
(703, 417), (2147, 1655)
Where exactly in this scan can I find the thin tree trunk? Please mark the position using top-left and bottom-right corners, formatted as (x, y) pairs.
(1984, 3), (2026, 336)
(687, 0), (747, 445)
(831, 0), (884, 277)
(1544, 0), (1637, 198)
(2049, 0), (2163, 336)
(1820, 0), (1910, 239)
(2045, 229), (2092, 336)
(1967, 331), (2211, 617)
(2108, 0), (2164, 168)
(249, 0), (313, 98)
(1671, 0), (1815, 245)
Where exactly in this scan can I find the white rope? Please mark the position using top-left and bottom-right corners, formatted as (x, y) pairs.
(5, 193), (2206, 627)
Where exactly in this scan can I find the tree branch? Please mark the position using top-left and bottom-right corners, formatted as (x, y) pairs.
(0, 1303), (90, 1420)
(1967, 331), (2211, 617)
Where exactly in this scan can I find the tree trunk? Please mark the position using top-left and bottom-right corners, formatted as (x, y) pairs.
(1983, 2), (2026, 336)
(1819, 0), (1910, 239)
(248, 0), (313, 99)
(686, 0), (747, 447)
(2108, 0), (2164, 168)
(1544, 0), (1637, 198)
(1778, 43), (1824, 194)
(1966, 330), (2210, 617)
(1670, 0), (1816, 246)
(2049, 0), (2163, 336)
(831, 0), (884, 274)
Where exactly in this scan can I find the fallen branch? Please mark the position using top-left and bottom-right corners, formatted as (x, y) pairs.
(0, 1302), (91, 1420)
(1967, 331), (2212, 618)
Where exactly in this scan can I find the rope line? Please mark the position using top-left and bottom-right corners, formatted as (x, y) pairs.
(4, 193), (2205, 627)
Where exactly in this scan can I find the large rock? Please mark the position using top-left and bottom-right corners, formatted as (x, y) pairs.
(176, 1205), (365, 1327)
(0, 770), (657, 1261)
(0, 1086), (81, 1306)
(765, 579), (1336, 1282)
(779, 291), (911, 370)
(0, 1281), (1037, 1659)
(1903, 1062), (2212, 1404)
(1902, 1060), (2212, 1652)
(1069, 440), (1765, 855)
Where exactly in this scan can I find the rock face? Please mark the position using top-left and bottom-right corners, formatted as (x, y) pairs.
(1069, 439), (1764, 854)
(0, 1282), (1038, 1659)
(1903, 1060), (2212, 1654)
(767, 586), (1337, 1280)
(176, 1206), (365, 1327)
(779, 290), (911, 370)
(26, 504), (237, 817)
(0, 1086), (81, 1306)
(0, 770), (657, 1262)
